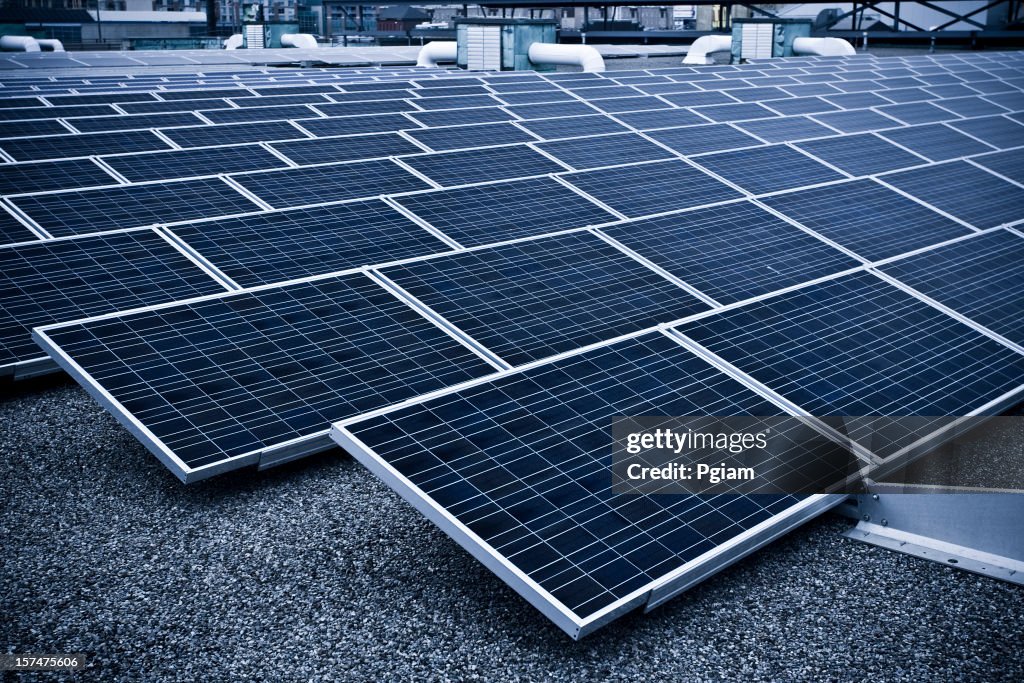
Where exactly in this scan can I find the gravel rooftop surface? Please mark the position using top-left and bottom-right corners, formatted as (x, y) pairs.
(2, 375), (1023, 682)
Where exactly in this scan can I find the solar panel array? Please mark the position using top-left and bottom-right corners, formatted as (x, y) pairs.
(5, 52), (1024, 638)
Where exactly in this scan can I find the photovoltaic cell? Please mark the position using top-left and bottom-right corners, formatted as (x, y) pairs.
(314, 100), (418, 118)
(393, 177), (616, 247)
(877, 123), (994, 161)
(0, 229), (225, 368)
(199, 105), (317, 125)
(881, 161), (1024, 229)
(947, 116), (1024, 149)
(0, 105), (118, 121)
(536, 133), (675, 170)
(811, 109), (903, 133)
(645, 124), (762, 156)
(763, 97), (841, 116)
(879, 230), (1024, 345)
(690, 102), (778, 123)
(561, 159), (742, 218)
(517, 116), (629, 140)
(296, 113), (417, 136)
(972, 149), (1024, 184)
(399, 145), (565, 187)
(610, 109), (708, 130)
(338, 331), (807, 628)
(271, 132), (422, 166)
(70, 113), (203, 134)
(404, 122), (537, 151)
(0, 158), (116, 195)
(406, 107), (514, 128)
(876, 102), (961, 125)
(380, 231), (710, 366)
(504, 102), (599, 120)
(734, 116), (835, 143)
(933, 96), (1010, 118)
(0, 130), (171, 162)
(35, 272), (496, 476)
(795, 134), (926, 177)
(602, 201), (859, 304)
(103, 145), (288, 182)
(160, 120), (306, 148)
(231, 159), (430, 209)
(9, 178), (261, 237)
(677, 271), (1024, 425)
(0, 119), (70, 139)
(693, 145), (847, 195)
(168, 200), (451, 287)
(0, 206), (37, 245)
(660, 91), (737, 108)
(761, 179), (971, 262)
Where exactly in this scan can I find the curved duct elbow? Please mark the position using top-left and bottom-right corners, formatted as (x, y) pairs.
(35, 38), (64, 52)
(793, 37), (856, 57)
(527, 43), (605, 73)
(281, 33), (318, 49)
(417, 41), (457, 68)
(682, 35), (731, 65)
(0, 35), (41, 52)
(224, 34), (243, 50)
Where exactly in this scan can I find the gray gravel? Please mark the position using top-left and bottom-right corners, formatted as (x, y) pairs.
(2, 377), (1023, 682)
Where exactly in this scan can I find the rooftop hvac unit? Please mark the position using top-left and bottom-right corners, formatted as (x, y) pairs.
(454, 18), (557, 71)
(731, 18), (813, 61)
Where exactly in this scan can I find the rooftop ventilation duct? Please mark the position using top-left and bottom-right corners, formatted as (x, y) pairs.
(280, 33), (317, 49)
(528, 43), (605, 73)
(417, 41), (457, 67)
(682, 35), (731, 64)
(792, 36), (857, 56)
(0, 35), (41, 52)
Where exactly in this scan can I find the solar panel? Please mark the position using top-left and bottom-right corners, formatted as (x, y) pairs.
(0, 229), (226, 374)
(379, 231), (710, 366)
(734, 116), (835, 142)
(972, 149), (1024, 184)
(406, 107), (514, 128)
(946, 115), (1024, 149)
(811, 109), (903, 133)
(693, 145), (847, 195)
(45, 92), (158, 106)
(231, 93), (332, 108)
(823, 92), (892, 109)
(271, 132), (422, 166)
(676, 271), (1024, 422)
(660, 91), (737, 108)
(0, 130), (171, 162)
(760, 179), (972, 262)
(231, 159), (430, 210)
(504, 102), (599, 120)
(120, 99), (233, 115)
(876, 101), (961, 124)
(393, 177), (615, 247)
(610, 108), (708, 130)
(157, 88), (253, 100)
(934, 96), (1011, 117)
(763, 97), (841, 116)
(334, 331), (831, 638)
(561, 159), (742, 218)
(296, 113), (417, 136)
(160, 120), (306, 148)
(104, 145), (288, 183)
(0, 206), (37, 245)
(167, 200), (451, 287)
(399, 145), (565, 187)
(601, 201), (859, 304)
(314, 100), (418, 118)
(536, 133), (675, 171)
(404, 122), (537, 151)
(691, 102), (779, 123)
(34, 272), (496, 480)
(795, 133), (926, 176)
(70, 112), (204, 134)
(881, 161), (1024, 229)
(200, 104), (317, 125)
(497, 90), (583, 106)
(0, 119), (70, 139)
(9, 178), (261, 237)
(0, 158), (116, 196)
(645, 123), (762, 156)
(878, 229), (1024, 345)
(877, 123), (995, 161)
(0, 104), (118, 121)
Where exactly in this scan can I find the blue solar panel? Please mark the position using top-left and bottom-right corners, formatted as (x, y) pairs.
(232, 93), (332, 108)
(410, 94), (503, 111)
(763, 97), (841, 116)
(947, 115), (1024, 149)
(296, 113), (417, 136)
(812, 109), (904, 133)
(10, 178), (261, 237)
(160, 121), (306, 148)
(120, 100), (233, 116)
(516, 115), (628, 140)
(878, 123), (995, 161)
(271, 132), (422, 166)
(601, 201), (859, 304)
(761, 179), (971, 261)
(0, 119), (70, 139)
(972, 149), (1024, 184)
(36, 272), (496, 477)
(661, 91), (737, 108)
(168, 200), (451, 287)
(881, 161), (1024, 229)
(735, 116), (834, 143)
(0, 206), (37, 245)
(589, 96), (673, 114)
(676, 271), (1024, 421)
(933, 96), (1011, 118)
(393, 177), (615, 247)
(505, 102), (600, 120)
(689, 102), (779, 123)
(232, 159), (430, 210)
(879, 230), (1024, 345)
(0, 158), (116, 195)
(693, 145), (847, 195)
(646, 123), (762, 156)
(71, 113), (204, 134)
(406, 107), (514, 128)
(561, 159), (742, 218)
(399, 145), (564, 187)
(337, 331), (808, 631)
(0, 229), (225, 369)
(795, 133), (926, 176)
(0, 130), (171, 162)
(104, 145), (288, 183)
(379, 231), (709, 366)
(536, 133), (675, 171)
(404, 122), (537, 151)
(200, 105), (317, 125)
(610, 108), (708, 130)
(0, 105), (118, 121)
(157, 88), (253, 101)
(876, 102), (961, 125)
(823, 92), (892, 109)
